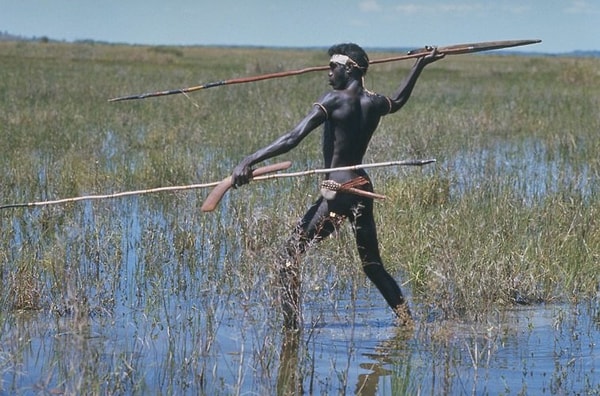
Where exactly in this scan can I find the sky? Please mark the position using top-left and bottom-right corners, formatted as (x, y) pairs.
(1, 1), (598, 54)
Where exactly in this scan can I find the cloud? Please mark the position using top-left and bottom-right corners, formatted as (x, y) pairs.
(359, 0), (382, 12)
(393, 4), (421, 14)
(387, 2), (538, 16)
(564, 0), (599, 14)
(392, 3), (483, 15)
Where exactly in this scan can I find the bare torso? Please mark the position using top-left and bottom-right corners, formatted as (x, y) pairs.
(321, 88), (389, 169)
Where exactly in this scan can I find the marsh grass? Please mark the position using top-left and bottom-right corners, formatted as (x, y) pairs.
(1, 40), (599, 394)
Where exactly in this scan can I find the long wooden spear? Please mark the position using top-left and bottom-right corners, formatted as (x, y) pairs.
(200, 158), (436, 212)
(0, 162), (291, 210)
(0, 159), (435, 211)
(108, 39), (541, 102)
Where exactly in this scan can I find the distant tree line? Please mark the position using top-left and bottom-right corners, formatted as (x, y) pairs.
(0, 31), (50, 42)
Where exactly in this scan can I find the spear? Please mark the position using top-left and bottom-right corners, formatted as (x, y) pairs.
(200, 158), (436, 212)
(0, 162), (292, 210)
(0, 159), (435, 211)
(108, 39), (541, 102)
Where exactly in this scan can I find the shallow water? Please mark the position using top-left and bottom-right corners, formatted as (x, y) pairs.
(284, 294), (600, 395)
(447, 138), (594, 204)
(1, 138), (599, 395)
(2, 279), (599, 395)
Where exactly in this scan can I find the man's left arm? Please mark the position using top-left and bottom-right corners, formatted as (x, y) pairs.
(387, 48), (444, 114)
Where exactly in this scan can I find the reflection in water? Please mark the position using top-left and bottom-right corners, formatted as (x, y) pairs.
(354, 326), (413, 395)
(3, 193), (600, 394)
(3, 220), (600, 395)
(2, 138), (599, 394)
(275, 324), (415, 396)
(272, 297), (600, 395)
(277, 330), (301, 395)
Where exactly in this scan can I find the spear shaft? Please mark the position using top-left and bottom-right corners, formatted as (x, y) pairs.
(0, 159), (435, 211)
(199, 158), (436, 212)
(108, 39), (541, 102)
(0, 162), (291, 210)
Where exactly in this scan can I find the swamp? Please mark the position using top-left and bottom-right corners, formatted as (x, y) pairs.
(0, 41), (599, 394)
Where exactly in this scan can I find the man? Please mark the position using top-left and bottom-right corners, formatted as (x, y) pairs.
(232, 43), (443, 329)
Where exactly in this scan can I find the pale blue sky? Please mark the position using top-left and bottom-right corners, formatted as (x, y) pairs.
(1, 1), (598, 53)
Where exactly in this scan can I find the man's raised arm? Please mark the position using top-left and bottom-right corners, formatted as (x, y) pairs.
(388, 47), (444, 114)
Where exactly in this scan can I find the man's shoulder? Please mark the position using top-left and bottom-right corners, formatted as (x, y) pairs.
(362, 90), (391, 109)
(318, 87), (368, 103)
(315, 90), (345, 110)
(316, 88), (387, 114)
(318, 90), (345, 101)
(364, 89), (386, 100)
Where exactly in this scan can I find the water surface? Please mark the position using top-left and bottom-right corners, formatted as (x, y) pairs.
(1, 138), (598, 395)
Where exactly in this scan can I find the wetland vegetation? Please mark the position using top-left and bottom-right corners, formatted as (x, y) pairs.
(0, 40), (599, 394)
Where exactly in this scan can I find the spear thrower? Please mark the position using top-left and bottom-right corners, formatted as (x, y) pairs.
(108, 39), (541, 102)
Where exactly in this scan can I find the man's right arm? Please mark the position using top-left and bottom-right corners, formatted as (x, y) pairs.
(231, 105), (327, 187)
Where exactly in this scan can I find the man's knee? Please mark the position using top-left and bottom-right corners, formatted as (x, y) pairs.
(361, 261), (384, 279)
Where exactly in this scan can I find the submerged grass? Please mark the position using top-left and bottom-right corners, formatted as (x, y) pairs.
(1, 40), (599, 393)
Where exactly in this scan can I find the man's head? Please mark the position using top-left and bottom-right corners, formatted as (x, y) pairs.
(327, 43), (369, 76)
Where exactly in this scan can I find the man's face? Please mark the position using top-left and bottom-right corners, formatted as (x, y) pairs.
(328, 58), (350, 90)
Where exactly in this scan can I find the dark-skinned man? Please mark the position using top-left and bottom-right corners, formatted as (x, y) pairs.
(232, 43), (443, 330)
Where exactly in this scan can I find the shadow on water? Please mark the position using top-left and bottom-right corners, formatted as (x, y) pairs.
(1, 138), (599, 394)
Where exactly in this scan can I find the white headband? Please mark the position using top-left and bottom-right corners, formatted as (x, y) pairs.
(330, 54), (360, 68)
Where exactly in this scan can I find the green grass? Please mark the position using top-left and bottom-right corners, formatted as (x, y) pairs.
(0, 40), (599, 394)
(2, 38), (599, 318)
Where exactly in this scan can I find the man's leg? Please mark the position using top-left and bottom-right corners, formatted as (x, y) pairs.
(280, 252), (301, 330)
(281, 198), (337, 330)
(352, 202), (412, 325)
